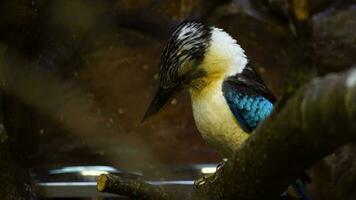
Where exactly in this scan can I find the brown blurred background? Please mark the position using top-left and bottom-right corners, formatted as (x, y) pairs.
(0, 0), (355, 199)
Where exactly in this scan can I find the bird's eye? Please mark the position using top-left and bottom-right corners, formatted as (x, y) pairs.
(178, 60), (197, 77)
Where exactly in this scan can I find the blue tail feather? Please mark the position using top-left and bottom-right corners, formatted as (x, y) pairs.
(280, 178), (310, 200)
(292, 179), (310, 200)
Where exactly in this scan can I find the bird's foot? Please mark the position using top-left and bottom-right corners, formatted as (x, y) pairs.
(194, 159), (228, 189)
(194, 175), (208, 189)
(217, 158), (228, 170)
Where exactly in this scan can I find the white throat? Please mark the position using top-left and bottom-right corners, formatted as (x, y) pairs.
(202, 27), (248, 78)
(188, 27), (250, 157)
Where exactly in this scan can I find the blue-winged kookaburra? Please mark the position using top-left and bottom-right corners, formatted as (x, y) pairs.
(143, 21), (309, 200)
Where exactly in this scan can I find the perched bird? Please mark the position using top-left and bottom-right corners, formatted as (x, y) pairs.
(143, 21), (274, 157)
(143, 21), (309, 200)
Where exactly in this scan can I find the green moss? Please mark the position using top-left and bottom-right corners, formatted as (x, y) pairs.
(0, 126), (8, 143)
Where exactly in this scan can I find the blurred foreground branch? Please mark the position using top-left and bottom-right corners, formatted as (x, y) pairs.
(0, 126), (38, 200)
(98, 67), (356, 199)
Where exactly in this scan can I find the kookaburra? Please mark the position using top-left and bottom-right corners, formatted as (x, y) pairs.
(143, 21), (309, 200)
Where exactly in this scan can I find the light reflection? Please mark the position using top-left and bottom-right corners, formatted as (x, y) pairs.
(81, 170), (109, 176)
(201, 167), (216, 174)
(49, 166), (118, 175)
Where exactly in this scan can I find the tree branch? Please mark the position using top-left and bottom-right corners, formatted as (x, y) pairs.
(97, 68), (356, 199)
(194, 68), (356, 199)
(97, 174), (170, 200)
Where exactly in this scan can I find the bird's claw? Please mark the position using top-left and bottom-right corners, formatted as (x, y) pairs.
(194, 173), (212, 189)
(217, 158), (228, 170)
(194, 159), (228, 189)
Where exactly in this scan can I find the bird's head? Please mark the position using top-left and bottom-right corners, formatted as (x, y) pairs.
(142, 21), (247, 122)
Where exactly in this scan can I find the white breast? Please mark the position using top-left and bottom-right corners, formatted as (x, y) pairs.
(190, 80), (248, 158)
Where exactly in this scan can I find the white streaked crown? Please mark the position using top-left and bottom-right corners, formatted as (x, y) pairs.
(159, 21), (248, 89)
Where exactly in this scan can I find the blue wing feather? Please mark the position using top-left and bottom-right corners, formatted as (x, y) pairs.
(223, 85), (274, 133)
(222, 63), (275, 133)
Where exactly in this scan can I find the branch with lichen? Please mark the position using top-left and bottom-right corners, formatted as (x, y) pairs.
(97, 173), (171, 200)
(97, 68), (356, 200)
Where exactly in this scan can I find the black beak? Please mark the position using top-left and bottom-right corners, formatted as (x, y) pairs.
(141, 86), (182, 123)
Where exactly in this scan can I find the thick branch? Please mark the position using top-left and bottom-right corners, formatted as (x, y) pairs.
(194, 68), (356, 199)
(97, 174), (170, 200)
